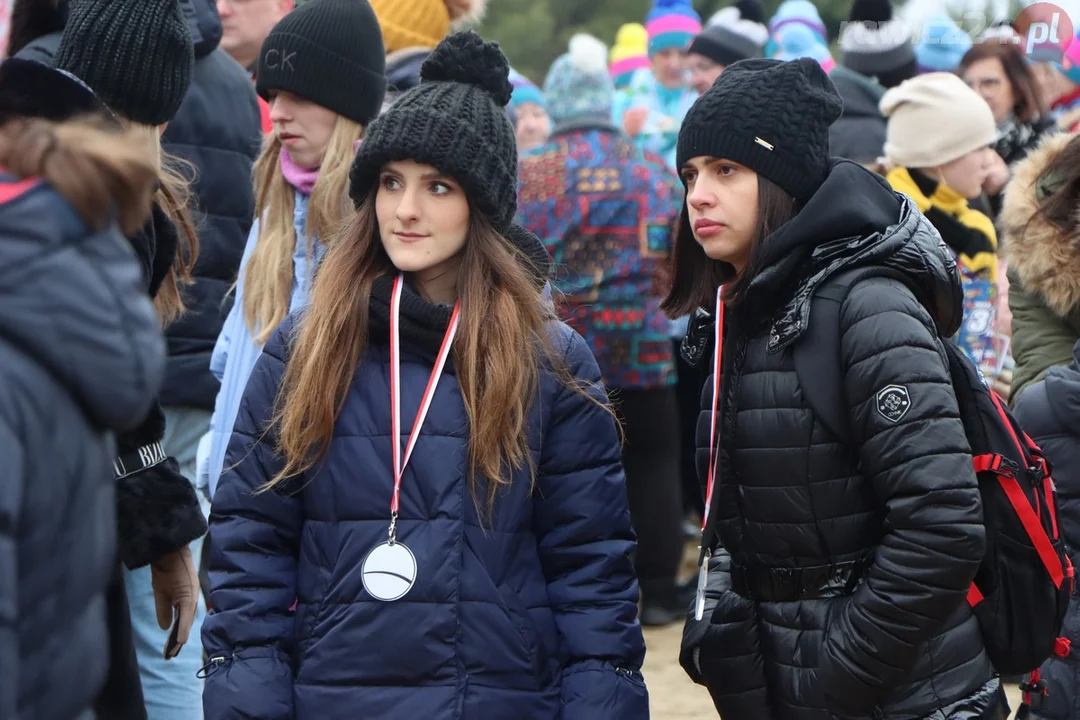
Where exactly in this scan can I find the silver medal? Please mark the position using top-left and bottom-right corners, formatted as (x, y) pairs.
(361, 540), (417, 602)
(694, 550), (711, 621)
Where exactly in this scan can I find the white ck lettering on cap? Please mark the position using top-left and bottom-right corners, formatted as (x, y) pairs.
(264, 49), (296, 71)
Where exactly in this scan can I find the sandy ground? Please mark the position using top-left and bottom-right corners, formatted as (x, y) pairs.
(642, 620), (1025, 719)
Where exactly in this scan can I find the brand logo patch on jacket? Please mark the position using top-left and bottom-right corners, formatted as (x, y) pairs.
(876, 384), (911, 422)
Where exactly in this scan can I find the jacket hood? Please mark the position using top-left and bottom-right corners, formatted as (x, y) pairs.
(0, 57), (103, 122)
(0, 182), (164, 431)
(385, 47), (430, 95)
(180, 0), (222, 59)
(751, 159), (963, 351)
(830, 65), (886, 120)
(1001, 130), (1080, 318)
(14, 29), (61, 65)
(1043, 341), (1080, 436)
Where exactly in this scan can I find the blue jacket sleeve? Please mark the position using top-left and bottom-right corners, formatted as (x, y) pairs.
(209, 219), (259, 383)
(534, 328), (649, 719)
(202, 325), (301, 720)
(0, 419), (19, 720)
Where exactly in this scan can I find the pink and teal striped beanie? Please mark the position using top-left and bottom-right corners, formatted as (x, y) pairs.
(646, 0), (702, 56)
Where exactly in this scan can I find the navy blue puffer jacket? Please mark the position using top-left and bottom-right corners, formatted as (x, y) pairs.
(203, 287), (649, 720)
(0, 174), (164, 719)
(1013, 342), (1080, 719)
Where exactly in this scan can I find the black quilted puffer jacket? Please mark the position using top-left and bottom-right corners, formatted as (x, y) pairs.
(679, 160), (1010, 720)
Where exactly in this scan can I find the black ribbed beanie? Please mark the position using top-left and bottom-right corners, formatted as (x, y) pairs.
(257, 0), (387, 126)
(54, 0), (193, 126)
(676, 58), (842, 202)
(349, 30), (518, 232)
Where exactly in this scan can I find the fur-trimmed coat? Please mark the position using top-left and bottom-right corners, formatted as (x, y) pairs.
(1001, 131), (1080, 404)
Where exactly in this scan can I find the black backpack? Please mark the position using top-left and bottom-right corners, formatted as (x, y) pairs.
(793, 267), (1071, 677)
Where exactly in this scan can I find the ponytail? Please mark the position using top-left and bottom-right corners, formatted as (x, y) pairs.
(0, 116), (156, 235)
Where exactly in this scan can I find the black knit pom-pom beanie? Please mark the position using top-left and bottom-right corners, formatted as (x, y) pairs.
(349, 30), (519, 232)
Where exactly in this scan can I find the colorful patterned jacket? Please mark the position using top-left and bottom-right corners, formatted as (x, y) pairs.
(518, 122), (681, 390)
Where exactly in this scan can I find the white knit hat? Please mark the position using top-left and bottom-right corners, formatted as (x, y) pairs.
(879, 72), (997, 168)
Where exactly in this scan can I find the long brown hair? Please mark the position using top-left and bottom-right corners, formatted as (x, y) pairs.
(662, 175), (796, 317)
(958, 43), (1047, 124)
(154, 152), (199, 326)
(122, 121), (199, 326)
(0, 115), (155, 234)
(243, 116), (363, 345)
(263, 191), (598, 513)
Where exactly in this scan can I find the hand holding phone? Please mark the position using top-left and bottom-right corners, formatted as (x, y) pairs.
(151, 546), (200, 660)
(165, 608), (183, 660)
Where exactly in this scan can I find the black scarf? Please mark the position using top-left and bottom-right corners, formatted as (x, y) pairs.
(368, 276), (455, 360)
(126, 202), (179, 297)
(995, 115), (1052, 166)
(366, 223), (552, 357)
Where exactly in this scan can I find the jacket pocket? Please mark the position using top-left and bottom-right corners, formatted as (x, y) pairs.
(496, 585), (554, 689)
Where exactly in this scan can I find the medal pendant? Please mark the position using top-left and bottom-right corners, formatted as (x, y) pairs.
(693, 554), (710, 621)
(362, 540), (417, 602)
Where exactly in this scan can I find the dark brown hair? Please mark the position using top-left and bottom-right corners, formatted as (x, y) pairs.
(959, 43), (1046, 124)
(662, 175), (797, 317)
(0, 115), (155, 234)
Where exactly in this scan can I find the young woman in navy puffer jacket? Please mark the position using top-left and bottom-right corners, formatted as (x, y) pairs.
(202, 31), (649, 720)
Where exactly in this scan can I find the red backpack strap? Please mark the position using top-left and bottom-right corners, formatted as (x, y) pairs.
(0, 175), (41, 206)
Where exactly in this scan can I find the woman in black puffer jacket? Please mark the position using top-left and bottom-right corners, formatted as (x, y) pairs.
(665, 58), (1009, 719)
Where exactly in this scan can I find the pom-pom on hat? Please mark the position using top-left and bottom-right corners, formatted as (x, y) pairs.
(839, 0), (916, 87)
(349, 31), (519, 232)
(257, 0), (387, 126)
(53, 0), (193, 126)
(544, 33), (615, 125)
(915, 14), (973, 73)
(369, 0), (487, 54)
(646, 0), (703, 56)
(610, 23), (650, 89)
